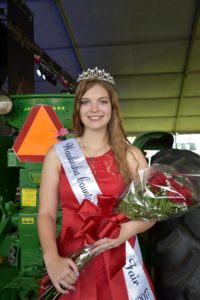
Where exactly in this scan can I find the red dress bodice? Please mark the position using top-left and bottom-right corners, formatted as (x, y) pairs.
(59, 149), (127, 210)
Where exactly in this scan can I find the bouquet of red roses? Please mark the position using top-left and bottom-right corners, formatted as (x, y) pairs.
(117, 164), (199, 221)
(39, 164), (199, 299)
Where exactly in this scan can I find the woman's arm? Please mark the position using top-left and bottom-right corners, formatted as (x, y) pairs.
(38, 147), (60, 262)
(92, 145), (155, 254)
(38, 147), (78, 294)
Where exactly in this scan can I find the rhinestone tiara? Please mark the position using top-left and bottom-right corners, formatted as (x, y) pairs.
(77, 67), (116, 86)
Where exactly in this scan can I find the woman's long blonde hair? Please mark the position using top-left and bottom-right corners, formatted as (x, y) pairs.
(73, 79), (132, 183)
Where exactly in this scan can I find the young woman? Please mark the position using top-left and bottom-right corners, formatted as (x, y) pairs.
(38, 68), (156, 299)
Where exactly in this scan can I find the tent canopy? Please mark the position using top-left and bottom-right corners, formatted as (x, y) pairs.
(1, 0), (200, 134)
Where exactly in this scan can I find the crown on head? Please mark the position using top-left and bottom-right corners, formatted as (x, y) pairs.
(77, 67), (116, 86)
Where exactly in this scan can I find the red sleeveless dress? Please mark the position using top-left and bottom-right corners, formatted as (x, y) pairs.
(57, 149), (130, 300)
(44, 149), (155, 300)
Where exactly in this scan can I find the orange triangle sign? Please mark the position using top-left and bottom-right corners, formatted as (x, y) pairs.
(13, 105), (64, 162)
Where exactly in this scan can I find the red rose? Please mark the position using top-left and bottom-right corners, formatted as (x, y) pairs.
(148, 171), (168, 192)
(167, 176), (193, 205)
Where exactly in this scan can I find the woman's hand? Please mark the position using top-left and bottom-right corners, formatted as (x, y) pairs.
(91, 219), (155, 255)
(45, 255), (79, 294)
(91, 222), (131, 256)
(91, 237), (119, 255)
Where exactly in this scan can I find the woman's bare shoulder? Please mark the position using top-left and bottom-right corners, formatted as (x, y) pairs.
(43, 145), (61, 169)
(127, 144), (148, 169)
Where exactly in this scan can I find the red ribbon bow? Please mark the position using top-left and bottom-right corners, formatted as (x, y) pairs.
(74, 195), (128, 277)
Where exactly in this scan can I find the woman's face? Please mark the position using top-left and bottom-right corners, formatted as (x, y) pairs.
(79, 83), (112, 131)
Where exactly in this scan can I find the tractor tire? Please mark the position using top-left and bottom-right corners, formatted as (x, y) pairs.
(149, 149), (200, 300)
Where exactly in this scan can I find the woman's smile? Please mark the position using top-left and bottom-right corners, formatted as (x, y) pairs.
(87, 115), (104, 120)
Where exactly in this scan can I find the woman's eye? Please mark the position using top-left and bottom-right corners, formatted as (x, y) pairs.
(100, 99), (109, 104)
(80, 100), (88, 105)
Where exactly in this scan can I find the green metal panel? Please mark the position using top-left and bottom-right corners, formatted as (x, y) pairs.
(19, 210), (43, 277)
(1, 94), (74, 130)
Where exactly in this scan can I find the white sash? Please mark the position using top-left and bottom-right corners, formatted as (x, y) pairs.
(123, 238), (155, 300)
(54, 138), (102, 205)
(55, 138), (155, 300)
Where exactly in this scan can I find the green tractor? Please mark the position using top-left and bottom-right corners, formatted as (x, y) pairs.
(0, 94), (74, 299)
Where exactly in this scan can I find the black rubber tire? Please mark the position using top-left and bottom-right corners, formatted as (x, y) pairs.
(149, 149), (200, 300)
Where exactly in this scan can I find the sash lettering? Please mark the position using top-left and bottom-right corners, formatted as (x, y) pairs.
(54, 138), (102, 204)
(123, 238), (155, 300)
